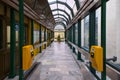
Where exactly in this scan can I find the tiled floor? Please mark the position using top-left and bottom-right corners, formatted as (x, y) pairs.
(28, 42), (84, 80)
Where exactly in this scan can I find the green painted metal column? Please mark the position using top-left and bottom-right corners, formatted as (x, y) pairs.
(74, 0), (80, 10)
(101, 0), (106, 79)
(68, 29), (71, 47)
(39, 24), (42, 53)
(65, 30), (66, 41)
(50, 31), (52, 43)
(9, 8), (16, 78)
(31, 20), (34, 45)
(77, 19), (82, 60)
(70, 28), (72, 49)
(44, 28), (46, 49)
(89, 9), (96, 75)
(72, 25), (75, 53)
(19, 0), (24, 80)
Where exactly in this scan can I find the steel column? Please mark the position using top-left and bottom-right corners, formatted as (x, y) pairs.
(89, 10), (96, 75)
(9, 8), (16, 78)
(72, 25), (75, 53)
(74, 0), (80, 10)
(101, 0), (106, 79)
(19, 0), (24, 80)
(44, 28), (46, 49)
(70, 28), (72, 49)
(77, 19), (82, 60)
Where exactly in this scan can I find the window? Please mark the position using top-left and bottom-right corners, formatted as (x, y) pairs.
(7, 24), (19, 48)
(84, 15), (89, 50)
(0, 19), (3, 49)
(7, 26), (10, 48)
(95, 7), (101, 46)
(75, 23), (78, 45)
(82, 15), (89, 50)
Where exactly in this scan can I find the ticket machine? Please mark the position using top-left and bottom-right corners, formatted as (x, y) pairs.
(90, 46), (103, 72)
(22, 45), (34, 70)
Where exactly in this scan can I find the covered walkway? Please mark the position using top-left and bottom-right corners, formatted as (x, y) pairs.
(28, 42), (83, 80)
(1, 0), (120, 80)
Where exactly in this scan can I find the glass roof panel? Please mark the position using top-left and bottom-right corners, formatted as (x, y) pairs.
(48, 0), (56, 3)
(58, 4), (65, 10)
(63, 21), (66, 25)
(58, 0), (66, 3)
(58, 11), (69, 19)
(78, 0), (86, 8)
(66, 0), (75, 8)
(50, 4), (57, 10)
(54, 15), (59, 18)
(64, 7), (71, 16)
(52, 11), (58, 14)
(58, 15), (67, 21)
(48, 0), (78, 24)
(73, 3), (77, 15)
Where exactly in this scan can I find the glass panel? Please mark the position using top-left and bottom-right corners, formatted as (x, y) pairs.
(50, 4), (57, 10)
(78, 0), (86, 8)
(106, 0), (120, 65)
(73, 3), (77, 15)
(55, 18), (62, 22)
(58, 4), (65, 10)
(0, 19), (3, 49)
(75, 23), (78, 45)
(58, 0), (66, 3)
(54, 24), (65, 30)
(95, 7), (101, 46)
(66, 0), (75, 8)
(58, 15), (67, 21)
(81, 19), (84, 47)
(15, 24), (19, 47)
(7, 26), (10, 48)
(52, 11), (58, 15)
(62, 21), (67, 25)
(83, 15), (89, 50)
(42, 30), (44, 42)
(58, 11), (69, 19)
(54, 15), (59, 18)
(7, 24), (19, 48)
(64, 7), (71, 16)
(48, 0), (56, 3)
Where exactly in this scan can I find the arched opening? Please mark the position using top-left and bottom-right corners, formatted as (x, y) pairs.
(54, 24), (65, 41)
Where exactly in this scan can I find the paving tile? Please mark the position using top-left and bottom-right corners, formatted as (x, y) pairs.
(29, 42), (84, 80)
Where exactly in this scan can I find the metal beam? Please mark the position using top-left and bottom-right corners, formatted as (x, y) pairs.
(52, 9), (71, 21)
(54, 17), (68, 24)
(49, 1), (74, 17)
(53, 14), (69, 22)
(54, 16), (68, 23)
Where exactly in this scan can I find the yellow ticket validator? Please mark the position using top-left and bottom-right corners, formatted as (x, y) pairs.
(22, 45), (34, 70)
(90, 46), (103, 72)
